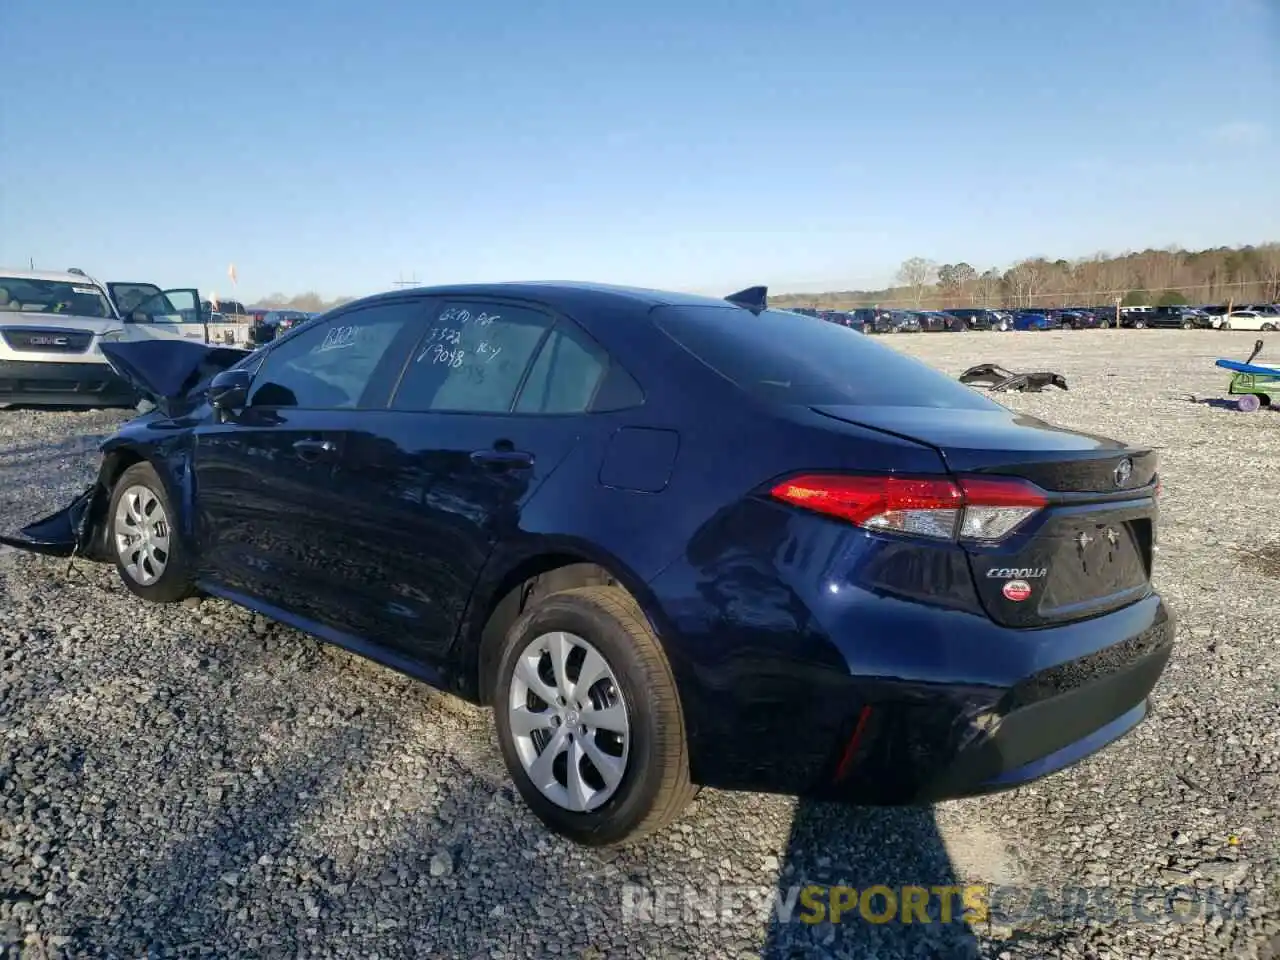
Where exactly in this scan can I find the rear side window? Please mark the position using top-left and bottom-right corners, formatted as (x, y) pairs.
(391, 301), (552, 412)
(654, 304), (996, 409)
(514, 322), (607, 414)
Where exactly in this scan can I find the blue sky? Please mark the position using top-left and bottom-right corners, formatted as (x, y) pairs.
(2, 0), (1276, 300)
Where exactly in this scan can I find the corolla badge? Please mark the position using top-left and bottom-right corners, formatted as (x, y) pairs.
(985, 567), (1047, 579)
(1114, 458), (1133, 487)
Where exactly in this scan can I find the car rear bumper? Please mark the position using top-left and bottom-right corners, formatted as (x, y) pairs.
(909, 614), (1172, 801)
(0, 359), (138, 407)
(653, 545), (1176, 802)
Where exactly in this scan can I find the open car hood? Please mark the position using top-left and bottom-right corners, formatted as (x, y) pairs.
(100, 339), (251, 411)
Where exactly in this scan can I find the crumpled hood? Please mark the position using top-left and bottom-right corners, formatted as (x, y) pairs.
(100, 339), (251, 409)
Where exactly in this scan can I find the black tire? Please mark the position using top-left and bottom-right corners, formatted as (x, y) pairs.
(107, 461), (196, 603)
(1263, 323), (1276, 332)
(492, 585), (695, 846)
(1099, 320), (1111, 329)
(1181, 320), (1193, 330)
(1133, 320), (1147, 329)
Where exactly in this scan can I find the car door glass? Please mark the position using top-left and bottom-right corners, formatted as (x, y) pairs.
(249, 301), (420, 409)
(514, 322), (608, 414)
(131, 289), (200, 323)
(110, 283), (162, 316)
(392, 301), (551, 412)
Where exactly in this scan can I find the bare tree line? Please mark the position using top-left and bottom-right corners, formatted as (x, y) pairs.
(775, 243), (1280, 311)
(253, 291), (355, 312)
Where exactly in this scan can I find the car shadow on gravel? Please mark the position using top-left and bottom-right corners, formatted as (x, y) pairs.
(762, 800), (981, 958)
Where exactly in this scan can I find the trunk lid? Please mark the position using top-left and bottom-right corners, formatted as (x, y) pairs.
(812, 404), (1159, 627)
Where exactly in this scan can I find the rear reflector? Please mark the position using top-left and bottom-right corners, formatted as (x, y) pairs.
(770, 473), (1048, 542)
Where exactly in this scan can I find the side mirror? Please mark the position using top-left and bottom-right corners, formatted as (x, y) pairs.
(208, 369), (251, 411)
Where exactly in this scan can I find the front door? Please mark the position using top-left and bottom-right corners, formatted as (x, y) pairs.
(190, 298), (429, 629)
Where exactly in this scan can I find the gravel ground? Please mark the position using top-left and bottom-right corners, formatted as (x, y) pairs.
(1, 330), (1278, 959)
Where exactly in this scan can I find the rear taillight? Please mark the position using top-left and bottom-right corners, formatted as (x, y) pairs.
(770, 474), (1047, 542)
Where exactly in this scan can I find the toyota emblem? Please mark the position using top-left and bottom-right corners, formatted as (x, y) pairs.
(1113, 458), (1133, 487)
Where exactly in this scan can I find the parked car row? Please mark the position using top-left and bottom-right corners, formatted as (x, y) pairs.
(788, 302), (1280, 333)
(1108, 303), (1280, 331)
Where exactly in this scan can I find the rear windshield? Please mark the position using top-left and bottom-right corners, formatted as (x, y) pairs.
(0, 277), (114, 319)
(654, 304), (996, 408)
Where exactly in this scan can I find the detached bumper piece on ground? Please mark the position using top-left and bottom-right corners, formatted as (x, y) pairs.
(3, 282), (1173, 847)
(958, 363), (1068, 393)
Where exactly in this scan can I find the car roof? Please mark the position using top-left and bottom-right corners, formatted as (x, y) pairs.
(0, 267), (105, 285)
(345, 281), (751, 317)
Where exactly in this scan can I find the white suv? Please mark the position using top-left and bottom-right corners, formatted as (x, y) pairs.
(0, 269), (218, 408)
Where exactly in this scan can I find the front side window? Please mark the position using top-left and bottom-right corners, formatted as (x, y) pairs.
(391, 301), (552, 413)
(0, 277), (113, 318)
(130, 289), (201, 324)
(248, 300), (421, 409)
(110, 284), (161, 315)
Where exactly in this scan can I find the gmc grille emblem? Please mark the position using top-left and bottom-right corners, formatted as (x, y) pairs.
(28, 336), (69, 347)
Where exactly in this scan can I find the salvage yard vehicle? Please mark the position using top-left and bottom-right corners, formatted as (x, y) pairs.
(1220, 309), (1279, 332)
(0, 269), (211, 407)
(945, 308), (1013, 332)
(2, 282), (1175, 846)
(1145, 306), (1213, 330)
(1012, 309), (1058, 331)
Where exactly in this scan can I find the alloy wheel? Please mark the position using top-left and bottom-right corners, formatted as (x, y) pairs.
(113, 485), (170, 585)
(507, 631), (630, 813)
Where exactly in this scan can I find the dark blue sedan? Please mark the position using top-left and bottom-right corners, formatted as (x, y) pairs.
(1012, 309), (1059, 331)
(2, 282), (1174, 846)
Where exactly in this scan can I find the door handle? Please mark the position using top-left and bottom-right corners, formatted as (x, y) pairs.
(470, 448), (534, 469)
(293, 438), (337, 462)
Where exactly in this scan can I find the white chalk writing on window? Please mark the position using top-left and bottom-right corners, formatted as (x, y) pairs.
(316, 325), (358, 352)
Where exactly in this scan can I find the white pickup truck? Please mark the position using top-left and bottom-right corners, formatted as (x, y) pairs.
(0, 268), (251, 408)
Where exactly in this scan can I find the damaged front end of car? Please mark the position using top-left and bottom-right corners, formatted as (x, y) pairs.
(1, 338), (252, 561)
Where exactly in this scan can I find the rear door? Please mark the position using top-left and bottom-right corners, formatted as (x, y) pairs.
(810, 405), (1158, 627)
(327, 297), (624, 668)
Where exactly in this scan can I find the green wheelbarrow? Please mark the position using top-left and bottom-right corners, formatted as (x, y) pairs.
(1216, 339), (1280, 412)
